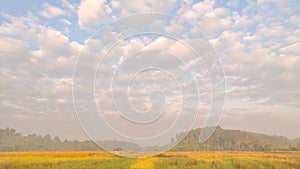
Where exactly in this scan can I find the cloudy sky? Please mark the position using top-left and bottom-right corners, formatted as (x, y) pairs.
(0, 0), (299, 144)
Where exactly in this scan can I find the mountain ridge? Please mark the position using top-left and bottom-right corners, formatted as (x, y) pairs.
(0, 126), (299, 152)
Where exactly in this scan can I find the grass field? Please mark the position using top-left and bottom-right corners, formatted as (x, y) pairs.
(0, 151), (299, 169)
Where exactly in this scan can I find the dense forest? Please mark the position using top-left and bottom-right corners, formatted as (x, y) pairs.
(0, 126), (299, 152)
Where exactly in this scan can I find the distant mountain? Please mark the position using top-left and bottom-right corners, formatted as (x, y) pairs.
(171, 126), (299, 151)
(0, 127), (299, 152)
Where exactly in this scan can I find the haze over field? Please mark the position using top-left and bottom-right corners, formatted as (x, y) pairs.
(0, 0), (299, 148)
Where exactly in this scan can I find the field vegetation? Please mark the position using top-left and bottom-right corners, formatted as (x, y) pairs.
(0, 151), (299, 169)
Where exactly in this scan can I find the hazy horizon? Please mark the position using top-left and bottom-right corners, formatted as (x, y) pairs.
(1, 124), (299, 142)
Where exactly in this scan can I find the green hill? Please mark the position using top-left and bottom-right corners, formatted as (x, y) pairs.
(172, 126), (299, 151)
(0, 127), (299, 152)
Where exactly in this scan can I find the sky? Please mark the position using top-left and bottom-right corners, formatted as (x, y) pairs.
(0, 0), (299, 146)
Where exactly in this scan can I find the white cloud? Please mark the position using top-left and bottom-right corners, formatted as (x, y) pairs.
(177, 0), (233, 38)
(0, 14), (39, 43)
(59, 18), (72, 26)
(77, 0), (111, 30)
(111, 0), (176, 14)
(1, 0), (300, 140)
(39, 3), (66, 19)
(280, 42), (300, 56)
(77, 0), (177, 30)
(0, 14), (83, 136)
(61, 0), (76, 12)
(179, 0), (214, 20)
(198, 10), (232, 38)
(0, 36), (28, 65)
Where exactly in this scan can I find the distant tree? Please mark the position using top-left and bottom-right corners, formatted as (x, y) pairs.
(54, 136), (61, 143)
(44, 134), (51, 141)
(3, 128), (16, 136)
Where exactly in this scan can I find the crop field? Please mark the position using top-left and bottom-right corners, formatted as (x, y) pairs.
(0, 151), (299, 169)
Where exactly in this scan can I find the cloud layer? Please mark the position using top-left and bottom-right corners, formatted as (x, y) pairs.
(0, 0), (299, 141)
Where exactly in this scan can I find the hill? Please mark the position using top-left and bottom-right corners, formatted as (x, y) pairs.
(0, 127), (299, 152)
(172, 126), (299, 151)
(0, 128), (102, 151)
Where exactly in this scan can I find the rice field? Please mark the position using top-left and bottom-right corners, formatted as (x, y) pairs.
(0, 151), (299, 169)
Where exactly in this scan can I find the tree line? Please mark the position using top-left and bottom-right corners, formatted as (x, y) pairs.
(1, 127), (299, 152)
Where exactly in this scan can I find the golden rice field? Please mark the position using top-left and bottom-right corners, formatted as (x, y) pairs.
(0, 151), (299, 169)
